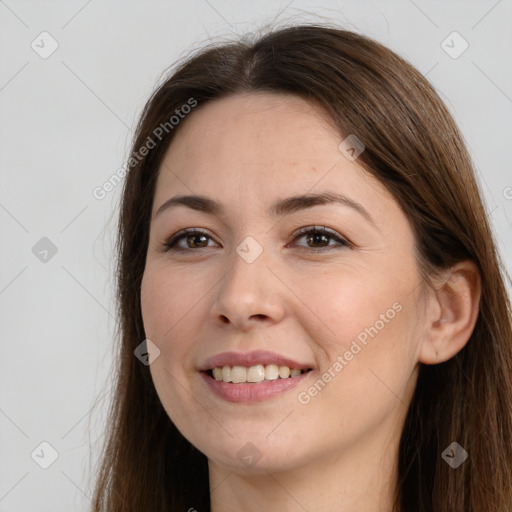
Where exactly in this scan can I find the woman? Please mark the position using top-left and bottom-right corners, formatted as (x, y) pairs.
(91, 23), (512, 511)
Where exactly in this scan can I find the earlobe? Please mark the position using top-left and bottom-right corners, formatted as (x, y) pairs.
(418, 261), (481, 365)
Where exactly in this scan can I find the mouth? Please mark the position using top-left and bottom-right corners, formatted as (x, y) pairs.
(204, 364), (314, 384)
(200, 365), (315, 403)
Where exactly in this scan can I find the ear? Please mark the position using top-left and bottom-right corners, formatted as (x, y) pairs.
(418, 260), (481, 365)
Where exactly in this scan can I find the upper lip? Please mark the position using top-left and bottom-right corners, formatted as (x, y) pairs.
(199, 350), (314, 371)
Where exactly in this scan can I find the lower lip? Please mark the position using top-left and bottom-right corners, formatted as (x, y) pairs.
(200, 370), (313, 403)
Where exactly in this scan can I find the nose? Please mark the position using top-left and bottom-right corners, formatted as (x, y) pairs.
(210, 243), (286, 331)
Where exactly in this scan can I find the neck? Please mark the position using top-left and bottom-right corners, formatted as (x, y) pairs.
(208, 413), (402, 512)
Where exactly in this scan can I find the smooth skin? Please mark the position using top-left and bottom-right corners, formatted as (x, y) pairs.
(140, 92), (480, 512)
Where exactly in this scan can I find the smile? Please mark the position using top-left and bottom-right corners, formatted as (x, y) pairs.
(200, 366), (314, 403)
(209, 364), (311, 383)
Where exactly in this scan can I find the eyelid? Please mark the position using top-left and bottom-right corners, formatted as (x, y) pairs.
(290, 225), (351, 248)
(163, 228), (216, 251)
(292, 225), (350, 243)
(162, 225), (352, 252)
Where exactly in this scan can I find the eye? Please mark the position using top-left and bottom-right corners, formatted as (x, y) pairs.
(163, 228), (217, 252)
(162, 226), (351, 253)
(290, 226), (351, 252)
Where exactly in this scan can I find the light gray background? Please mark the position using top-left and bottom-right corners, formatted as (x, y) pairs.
(1, 1), (511, 510)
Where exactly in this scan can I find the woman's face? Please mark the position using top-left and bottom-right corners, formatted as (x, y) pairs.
(141, 92), (428, 475)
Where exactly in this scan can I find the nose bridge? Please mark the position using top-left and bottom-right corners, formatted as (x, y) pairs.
(211, 232), (284, 327)
(225, 233), (270, 302)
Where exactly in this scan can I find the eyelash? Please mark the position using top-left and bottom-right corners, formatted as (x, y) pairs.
(162, 226), (352, 253)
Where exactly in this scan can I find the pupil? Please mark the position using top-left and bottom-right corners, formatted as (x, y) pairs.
(189, 234), (207, 248)
(308, 233), (328, 247)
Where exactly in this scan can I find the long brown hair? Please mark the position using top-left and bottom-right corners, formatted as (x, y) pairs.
(90, 23), (512, 511)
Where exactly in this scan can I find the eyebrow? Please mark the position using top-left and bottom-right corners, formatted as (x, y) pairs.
(153, 192), (377, 228)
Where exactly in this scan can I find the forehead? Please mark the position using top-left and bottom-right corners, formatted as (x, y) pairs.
(153, 92), (394, 221)
(164, 92), (337, 162)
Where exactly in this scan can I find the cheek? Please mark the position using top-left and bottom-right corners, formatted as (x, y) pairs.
(140, 267), (202, 409)
(291, 269), (418, 402)
(141, 269), (203, 435)
(292, 268), (406, 353)
(291, 305), (416, 444)
(140, 265), (202, 341)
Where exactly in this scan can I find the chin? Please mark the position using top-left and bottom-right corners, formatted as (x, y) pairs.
(202, 436), (308, 475)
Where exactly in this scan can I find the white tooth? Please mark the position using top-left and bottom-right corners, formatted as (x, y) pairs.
(221, 365), (232, 383)
(247, 365), (265, 383)
(212, 367), (223, 381)
(290, 368), (302, 377)
(231, 365), (247, 383)
(264, 364), (279, 380)
(278, 366), (290, 379)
